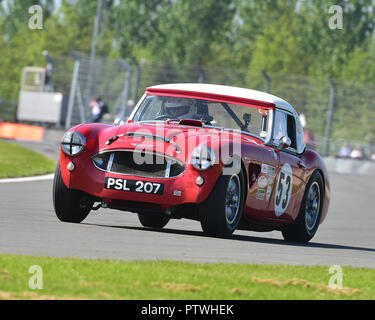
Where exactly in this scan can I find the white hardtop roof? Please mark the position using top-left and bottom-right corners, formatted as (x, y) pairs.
(149, 83), (296, 114)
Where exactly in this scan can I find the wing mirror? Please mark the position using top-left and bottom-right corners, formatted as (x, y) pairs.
(277, 136), (291, 150)
(242, 113), (251, 130)
(114, 117), (125, 126)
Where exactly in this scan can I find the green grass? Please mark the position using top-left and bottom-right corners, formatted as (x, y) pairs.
(0, 254), (374, 300)
(0, 140), (56, 178)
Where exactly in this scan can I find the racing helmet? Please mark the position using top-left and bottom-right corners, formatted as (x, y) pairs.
(164, 98), (196, 119)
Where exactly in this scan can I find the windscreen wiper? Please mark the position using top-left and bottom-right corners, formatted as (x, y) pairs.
(106, 133), (127, 145)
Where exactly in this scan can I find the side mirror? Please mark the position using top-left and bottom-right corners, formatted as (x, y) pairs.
(277, 136), (291, 150)
(114, 117), (125, 126)
(243, 113), (251, 123)
(243, 113), (251, 129)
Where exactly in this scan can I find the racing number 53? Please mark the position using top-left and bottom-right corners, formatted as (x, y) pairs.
(276, 172), (291, 208)
(275, 163), (293, 217)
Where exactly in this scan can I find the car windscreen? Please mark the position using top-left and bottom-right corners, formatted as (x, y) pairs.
(132, 95), (272, 140)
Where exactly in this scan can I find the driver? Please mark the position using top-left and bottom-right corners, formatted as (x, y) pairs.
(164, 98), (196, 119)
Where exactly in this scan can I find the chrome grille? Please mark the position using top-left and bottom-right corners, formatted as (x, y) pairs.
(92, 150), (185, 178)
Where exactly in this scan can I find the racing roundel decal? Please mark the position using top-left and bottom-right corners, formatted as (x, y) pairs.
(275, 163), (293, 217)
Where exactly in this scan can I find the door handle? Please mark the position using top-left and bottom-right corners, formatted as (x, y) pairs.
(297, 161), (306, 169)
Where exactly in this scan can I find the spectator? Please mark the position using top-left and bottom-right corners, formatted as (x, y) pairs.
(338, 142), (352, 158)
(350, 146), (364, 159)
(43, 50), (54, 92)
(89, 96), (108, 123)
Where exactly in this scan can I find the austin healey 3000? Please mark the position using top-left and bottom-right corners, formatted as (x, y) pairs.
(53, 83), (330, 243)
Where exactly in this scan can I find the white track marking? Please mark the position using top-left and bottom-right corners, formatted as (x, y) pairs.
(0, 174), (54, 184)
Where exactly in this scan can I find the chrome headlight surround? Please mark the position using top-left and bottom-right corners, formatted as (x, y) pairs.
(191, 145), (216, 171)
(61, 131), (86, 156)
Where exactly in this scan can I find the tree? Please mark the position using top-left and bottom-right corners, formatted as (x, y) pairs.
(297, 0), (375, 77)
(110, 0), (172, 60)
(156, 0), (235, 67)
(0, 0), (56, 38)
(233, 0), (298, 68)
(0, 0), (107, 101)
(332, 46), (375, 142)
(248, 15), (309, 76)
(0, 25), (47, 100)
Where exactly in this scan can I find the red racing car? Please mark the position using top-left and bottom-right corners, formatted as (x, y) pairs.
(53, 83), (330, 243)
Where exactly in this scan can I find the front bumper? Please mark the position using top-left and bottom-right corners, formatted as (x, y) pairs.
(59, 150), (221, 209)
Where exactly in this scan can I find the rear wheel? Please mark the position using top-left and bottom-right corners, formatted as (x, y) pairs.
(282, 171), (324, 243)
(53, 162), (92, 223)
(200, 166), (245, 237)
(138, 213), (170, 229)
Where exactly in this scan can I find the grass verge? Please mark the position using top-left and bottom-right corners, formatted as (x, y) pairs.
(0, 140), (56, 178)
(0, 254), (374, 300)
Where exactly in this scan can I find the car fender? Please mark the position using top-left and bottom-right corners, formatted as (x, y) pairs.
(59, 123), (113, 189)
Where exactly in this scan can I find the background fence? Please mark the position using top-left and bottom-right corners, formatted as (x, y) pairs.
(45, 52), (133, 128)
(137, 63), (375, 157)
(1, 53), (374, 158)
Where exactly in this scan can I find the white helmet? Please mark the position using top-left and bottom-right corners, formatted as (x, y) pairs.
(164, 98), (196, 119)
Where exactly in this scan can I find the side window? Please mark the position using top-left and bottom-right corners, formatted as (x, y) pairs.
(286, 114), (297, 150)
(273, 110), (288, 141)
(273, 110), (297, 151)
(295, 115), (305, 153)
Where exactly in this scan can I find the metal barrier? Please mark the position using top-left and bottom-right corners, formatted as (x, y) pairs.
(323, 157), (375, 177)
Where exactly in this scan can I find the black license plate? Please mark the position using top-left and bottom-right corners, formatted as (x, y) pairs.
(104, 177), (164, 195)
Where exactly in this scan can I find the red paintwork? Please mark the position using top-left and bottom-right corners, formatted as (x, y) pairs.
(59, 92), (330, 230)
(61, 122), (249, 206)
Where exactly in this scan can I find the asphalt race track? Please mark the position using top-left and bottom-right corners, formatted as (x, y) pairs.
(1, 169), (374, 268)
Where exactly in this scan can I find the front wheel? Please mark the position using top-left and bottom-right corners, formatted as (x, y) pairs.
(53, 162), (92, 223)
(200, 168), (245, 237)
(282, 171), (324, 243)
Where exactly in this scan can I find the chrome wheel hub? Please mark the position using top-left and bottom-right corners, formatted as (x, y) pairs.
(225, 175), (241, 225)
(305, 181), (321, 232)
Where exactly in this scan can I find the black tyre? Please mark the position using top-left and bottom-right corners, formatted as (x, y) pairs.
(282, 171), (324, 243)
(138, 213), (170, 229)
(53, 162), (92, 223)
(199, 165), (245, 237)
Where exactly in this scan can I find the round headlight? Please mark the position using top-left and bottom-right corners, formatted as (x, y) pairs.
(191, 145), (216, 171)
(61, 131), (86, 156)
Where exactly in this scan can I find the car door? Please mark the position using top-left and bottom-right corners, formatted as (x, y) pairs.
(271, 109), (306, 222)
(243, 142), (280, 221)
